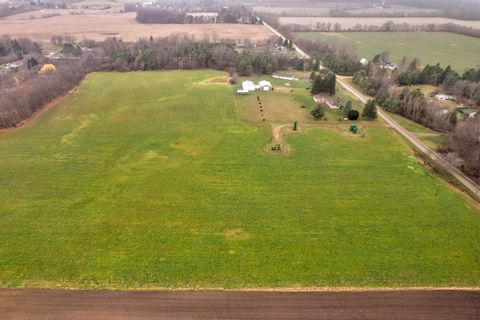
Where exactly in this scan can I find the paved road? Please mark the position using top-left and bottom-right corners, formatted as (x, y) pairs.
(259, 20), (480, 197)
(336, 77), (480, 197)
(1, 289), (479, 320)
(260, 20), (311, 59)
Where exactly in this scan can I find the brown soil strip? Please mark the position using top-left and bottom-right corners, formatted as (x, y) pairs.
(1, 289), (478, 320)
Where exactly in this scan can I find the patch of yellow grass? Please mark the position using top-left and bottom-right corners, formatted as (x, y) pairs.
(224, 228), (250, 241)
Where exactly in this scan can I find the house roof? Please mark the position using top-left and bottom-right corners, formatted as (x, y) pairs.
(259, 80), (272, 87)
(186, 12), (219, 17)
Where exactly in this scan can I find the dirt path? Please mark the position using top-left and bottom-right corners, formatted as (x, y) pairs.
(271, 124), (291, 143)
(1, 289), (479, 319)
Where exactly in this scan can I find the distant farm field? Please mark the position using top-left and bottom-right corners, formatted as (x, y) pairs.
(280, 17), (480, 29)
(0, 10), (273, 43)
(0, 70), (479, 289)
(295, 32), (480, 70)
(255, 4), (440, 17)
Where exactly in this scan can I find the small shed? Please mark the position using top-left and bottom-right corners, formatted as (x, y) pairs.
(360, 58), (369, 66)
(272, 73), (294, 81)
(242, 80), (256, 92)
(259, 80), (272, 91)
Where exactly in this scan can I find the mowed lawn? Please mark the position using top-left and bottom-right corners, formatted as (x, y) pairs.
(0, 71), (479, 289)
(295, 32), (480, 71)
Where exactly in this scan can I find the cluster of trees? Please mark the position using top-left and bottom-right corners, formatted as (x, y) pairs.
(0, 60), (87, 129)
(362, 100), (378, 120)
(323, 53), (362, 75)
(351, 52), (459, 131)
(0, 36), (40, 63)
(390, 0), (480, 20)
(287, 21), (480, 39)
(135, 5), (257, 24)
(95, 36), (240, 71)
(378, 87), (456, 132)
(329, 8), (442, 18)
(236, 51), (276, 76)
(0, 0), (78, 18)
(444, 119), (480, 180)
(396, 63), (480, 105)
(136, 9), (186, 24)
(310, 72), (336, 95)
(295, 37), (361, 75)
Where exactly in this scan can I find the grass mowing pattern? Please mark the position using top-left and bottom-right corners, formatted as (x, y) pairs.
(295, 32), (480, 71)
(0, 71), (479, 289)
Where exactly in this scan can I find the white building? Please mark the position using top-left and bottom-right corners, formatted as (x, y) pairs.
(435, 94), (456, 101)
(259, 80), (273, 91)
(360, 58), (369, 66)
(313, 95), (338, 109)
(380, 62), (398, 70)
(242, 80), (256, 92)
(272, 73), (294, 81)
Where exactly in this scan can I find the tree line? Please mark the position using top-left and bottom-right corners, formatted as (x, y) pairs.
(287, 21), (480, 39)
(396, 63), (480, 105)
(0, 35), (40, 64)
(294, 37), (362, 75)
(135, 5), (257, 24)
(0, 34), (294, 129)
(390, 0), (480, 20)
(349, 50), (480, 180)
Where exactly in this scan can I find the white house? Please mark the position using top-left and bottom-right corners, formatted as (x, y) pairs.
(259, 80), (272, 91)
(313, 95), (338, 109)
(435, 94), (456, 101)
(360, 58), (369, 66)
(469, 112), (477, 118)
(242, 80), (256, 92)
(272, 73), (294, 81)
(380, 62), (398, 71)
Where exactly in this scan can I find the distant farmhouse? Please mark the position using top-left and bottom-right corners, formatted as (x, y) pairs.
(186, 12), (219, 23)
(360, 58), (369, 66)
(237, 80), (272, 94)
(272, 73), (295, 81)
(0, 60), (23, 72)
(435, 94), (456, 101)
(313, 94), (338, 109)
(380, 62), (398, 70)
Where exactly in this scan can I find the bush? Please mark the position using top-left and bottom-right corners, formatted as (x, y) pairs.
(311, 106), (325, 119)
(362, 99), (378, 120)
(347, 109), (360, 120)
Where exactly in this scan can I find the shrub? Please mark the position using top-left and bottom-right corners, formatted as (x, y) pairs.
(348, 109), (360, 120)
(311, 106), (325, 119)
(362, 99), (378, 120)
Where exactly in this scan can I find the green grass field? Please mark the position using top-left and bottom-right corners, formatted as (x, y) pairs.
(0, 70), (479, 289)
(295, 32), (480, 71)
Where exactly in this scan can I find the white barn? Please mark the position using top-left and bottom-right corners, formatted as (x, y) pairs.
(259, 80), (272, 91)
(242, 80), (256, 92)
(272, 73), (294, 81)
(435, 94), (456, 101)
